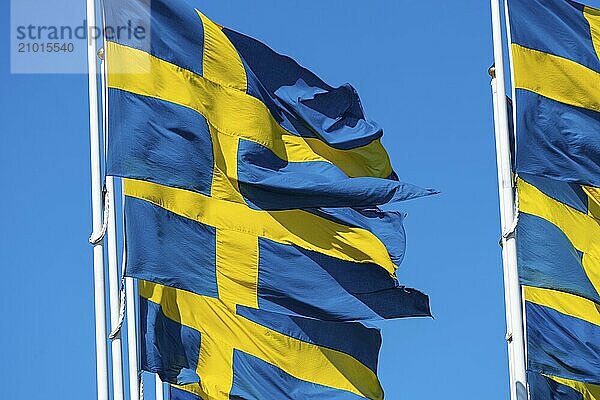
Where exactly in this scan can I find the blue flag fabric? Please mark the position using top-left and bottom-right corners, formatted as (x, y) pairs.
(508, 0), (600, 398)
(528, 372), (600, 400)
(170, 387), (202, 400)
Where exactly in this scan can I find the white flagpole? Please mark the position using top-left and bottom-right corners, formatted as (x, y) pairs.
(86, 0), (109, 396)
(156, 374), (165, 400)
(503, 2), (530, 387)
(106, 177), (125, 400)
(490, 69), (517, 395)
(125, 274), (140, 399)
(489, 0), (528, 399)
(121, 189), (140, 399)
(99, 10), (125, 399)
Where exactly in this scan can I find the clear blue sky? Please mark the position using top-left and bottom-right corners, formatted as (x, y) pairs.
(4, 1), (589, 399)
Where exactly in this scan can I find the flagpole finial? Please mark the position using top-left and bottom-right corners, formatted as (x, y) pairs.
(488, 64), (496, 78)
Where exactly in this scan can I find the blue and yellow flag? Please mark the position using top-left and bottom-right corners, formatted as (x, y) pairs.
(104, 0), (435, 397)
(517, 176), (600, 398)
(509, 0), (600, 187)
(104, 0), (434, 323)
(508, 0), (600, 398)
(140, 280), (387, 399)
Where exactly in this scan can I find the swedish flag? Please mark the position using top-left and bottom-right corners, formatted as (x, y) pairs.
(140, 280), (386, 399)
(508, 0), (600, 398)
(509, 0), (600, 186)
(517, 176), (600, 398)
(104, 0), (434, 323)
(104, 0), (434, 397)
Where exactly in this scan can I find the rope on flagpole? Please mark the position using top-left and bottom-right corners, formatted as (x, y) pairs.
(89, 188), (110, 245)
(109, 279), (126, 340)
(106, 187), (127, 342)
(123, 189), (142, 400)
(502, 214), (518, 240)
(108, 196), (127, 342)
(108, 187), (128, 340)
(139, 373), (145, 400)
(502, 182), (519, 240)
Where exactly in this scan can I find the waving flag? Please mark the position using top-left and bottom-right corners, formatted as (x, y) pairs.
(517, 176), (600, 397)
(508, 0), (600, 398)
(509, 0), (600, 187)
(104, 0), (434, 323)
(140, 281), (386, 400)
(103, 0), (434, 397)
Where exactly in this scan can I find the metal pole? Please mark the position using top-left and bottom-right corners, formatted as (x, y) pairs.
(490, 68), (516, 396)
(502, 3), (530, 395)
(126, 274), (140, 399)
(106, 177), (125, 400)
(86, 0), (109, 396)
(99, 18), (125, 400)
(121, 189), (140, 399)
(156, 374), (165, 400)
(489, 0), (528, 398)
